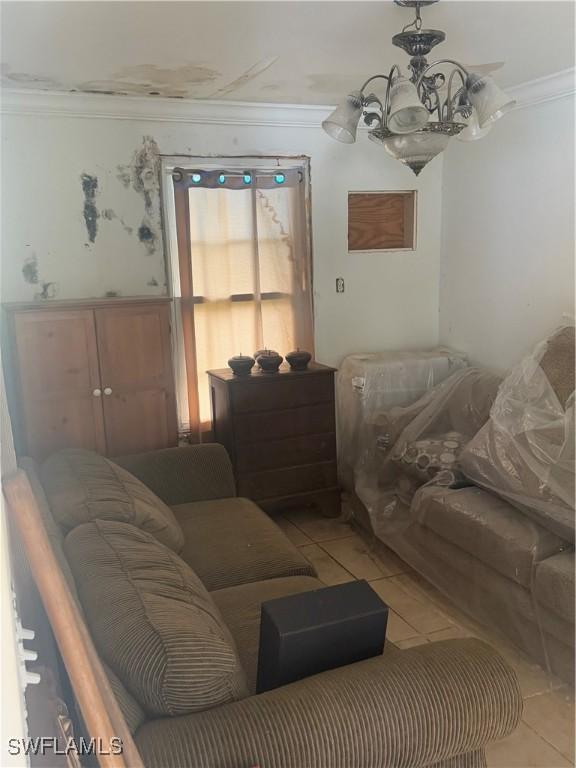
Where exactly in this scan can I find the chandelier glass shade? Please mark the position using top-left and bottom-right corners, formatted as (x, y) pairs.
(322, 91), (363, 143)
(321, 0), (516, 174)
(455, 107), (492, 142)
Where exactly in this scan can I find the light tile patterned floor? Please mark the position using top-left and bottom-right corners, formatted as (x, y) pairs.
(281, 507), (575, 768)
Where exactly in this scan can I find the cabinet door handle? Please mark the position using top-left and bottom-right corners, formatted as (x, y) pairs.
(93, 388), (102, 397)
(103, 387), (113, 396)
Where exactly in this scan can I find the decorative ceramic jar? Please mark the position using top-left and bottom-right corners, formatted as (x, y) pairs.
(254, 348), (279, 369)
(228, 354), (255, 376)
(256, 351), (283, 373)
(285, 349), (312, 371)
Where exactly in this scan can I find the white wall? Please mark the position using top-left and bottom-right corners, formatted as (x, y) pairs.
(1, 96), (443, 366)
(439, 95), (575, 372)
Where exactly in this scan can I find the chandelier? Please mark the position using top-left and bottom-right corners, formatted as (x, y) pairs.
(322, 0), (516, 175)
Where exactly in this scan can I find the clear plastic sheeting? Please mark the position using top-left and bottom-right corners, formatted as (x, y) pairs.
(461, 327), (575, 542)
(356, 367), (502, 537)
(337, 348), (468, 495)
(344, 326), (575, 684)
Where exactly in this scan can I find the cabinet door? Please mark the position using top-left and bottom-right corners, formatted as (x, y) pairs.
(12, 310), (106, 460)
(95, 303), (177, 456)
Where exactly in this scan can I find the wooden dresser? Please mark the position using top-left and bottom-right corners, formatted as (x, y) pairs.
(3, 298), (178, 460)
(208, 363), (340, 516)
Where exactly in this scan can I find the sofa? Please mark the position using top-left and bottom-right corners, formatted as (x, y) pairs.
(365, 327), (575, 683)
(16, 443), (523, 767)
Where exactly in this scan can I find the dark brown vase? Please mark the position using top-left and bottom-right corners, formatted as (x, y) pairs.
(228, 355), (255, 376)
(256, 352), (283, 373)
(254, 349), (279, 369)
(286, 349), (312, 371)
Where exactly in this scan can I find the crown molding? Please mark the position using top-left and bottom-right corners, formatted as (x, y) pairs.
(507, 67), (575, 111)
(1, 68), (574, 126)
(0, 89), (333, 127)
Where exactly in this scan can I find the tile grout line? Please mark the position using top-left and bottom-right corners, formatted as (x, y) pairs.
(520, 717), (575, 765)
(295, 529), (424, 637)
(297, 542), (358, 583)
(314, 540), (409, 583)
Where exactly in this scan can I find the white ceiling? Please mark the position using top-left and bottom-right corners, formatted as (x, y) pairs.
(1, 1), (574, 105)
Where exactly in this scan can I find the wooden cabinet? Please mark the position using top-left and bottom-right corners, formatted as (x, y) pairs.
(4, 299), (178, 460)
(208, 364), (340, 516)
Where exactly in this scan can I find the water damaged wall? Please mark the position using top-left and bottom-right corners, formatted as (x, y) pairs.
(1, 104), (443, 364)
(2, 130), (168, 301)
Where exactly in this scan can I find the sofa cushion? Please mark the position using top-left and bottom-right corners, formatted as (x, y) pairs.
(212, 575), (324, 692)
(408, 522), (537, 621)
(20, 458), (147, 733)
(412, 486), (566, 588)
(393, 431), (466, 484)
(461, 328), (575, 542)
(539, 326), (575, 408)
(41, 448), (184, 552)
(534, 551), (575, 625)
(65, 520), (248, 717)
(173, 497), (316, 591)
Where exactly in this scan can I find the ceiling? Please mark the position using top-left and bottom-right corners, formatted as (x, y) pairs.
(1, 1), (574, 105)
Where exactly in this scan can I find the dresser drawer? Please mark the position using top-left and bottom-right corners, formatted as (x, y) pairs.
(234, 403), (335, 444)
(231, 374), (334, 414)
(237, 461), (337, 500)
(236, 433), (336, 472)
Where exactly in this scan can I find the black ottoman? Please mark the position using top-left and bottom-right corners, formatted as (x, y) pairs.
(257, 579), (389, 693)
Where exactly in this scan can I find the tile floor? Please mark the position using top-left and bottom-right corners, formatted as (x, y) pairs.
(279, 506), (575, 768)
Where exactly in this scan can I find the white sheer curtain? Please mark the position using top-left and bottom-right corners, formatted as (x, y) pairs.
(168, 161), (314, 438)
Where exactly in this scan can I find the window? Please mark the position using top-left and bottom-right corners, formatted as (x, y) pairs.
(163, 157), (314, 438)
(348, 191), (416, 251)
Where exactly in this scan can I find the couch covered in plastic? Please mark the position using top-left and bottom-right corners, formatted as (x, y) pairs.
(354, 326), (575, 683)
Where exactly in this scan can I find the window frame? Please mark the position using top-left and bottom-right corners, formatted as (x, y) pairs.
(160, 155), (314, 438)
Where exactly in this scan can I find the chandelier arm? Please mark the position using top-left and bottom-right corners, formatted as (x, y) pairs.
(360, 66), (401, 130)
(431, 88), (442, 121)
(445, 68), (467, 121)
(362, 93), (385, 130)
(382, 65), (402, 129)
(359, 74), (390, 94)
(415, 59), (469, 91)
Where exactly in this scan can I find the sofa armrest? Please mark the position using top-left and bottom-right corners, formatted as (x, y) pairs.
(114, 444), (236, 505)
(135, 638), (522, 768)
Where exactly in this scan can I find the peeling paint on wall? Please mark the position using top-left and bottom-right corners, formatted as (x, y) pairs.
(81, 173), (99, 242)
(117, 136), (164, 256)
(22, 253), (39, 284)
(117, 136), (160, 216)
(20, 250), (59, 299)
(35, 282), (58, 300)
(138, 221), (158, 254)
(147, 277), (159, 287)
(103, 290), (121, 297)
(101, 207), (134, 235)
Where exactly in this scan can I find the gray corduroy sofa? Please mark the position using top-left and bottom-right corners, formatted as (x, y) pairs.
(24, 444), (522, 768)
